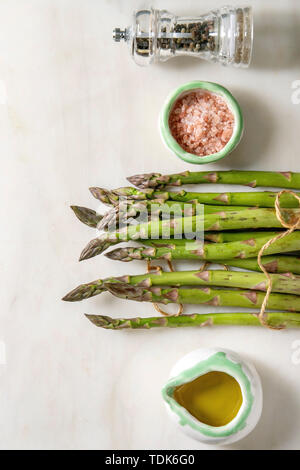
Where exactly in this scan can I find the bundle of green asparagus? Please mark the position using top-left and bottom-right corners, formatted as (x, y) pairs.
(65, 170), (300, 330)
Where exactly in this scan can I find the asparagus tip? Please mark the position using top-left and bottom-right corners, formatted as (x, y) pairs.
(113, 186), (154, 200)
(127, 174), (150, 189)
(80, 237), (114, 261)
(70, 204), (85, 216)
(105, 248), (121, 260)
(127, 172), (163, 189)
(89, 187), (117, 205)
(79, 238), (100, 261)
(70, 205), (101, 228)
(62, 293), (71, 301)
(62, 292), (81, 302)
(85, 314), (113, 328)
(105, 247), (134, 261)
(89, 187), (102, 199)
(106, 283), (150, 302)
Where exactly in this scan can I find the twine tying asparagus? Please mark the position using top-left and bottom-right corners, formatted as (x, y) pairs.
(147, 260), (184, 317)
(258, 190), (300, 329)
(146, 257), (228, 317)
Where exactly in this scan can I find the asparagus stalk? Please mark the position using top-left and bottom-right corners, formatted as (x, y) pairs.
(86, 312), (300, 330)
(80, 208), (300, 260)
(70, 202), (280, 244)
(98, 186), (300, 208)
(106, 248), (300, 274)
(105, 284), (300, 312)
(69, 202), (277, 244)
(142, 231), (280, 245)
(63, 269), (300, 302)
(71, 203), (255, 232)
(201, 205), (249, 214)
(71, 206), (103, 228)
(99, 203), (257, 231)
(127, 170), (300, 190)
(222, 255), (300, 274)
(105, 232), (300, 263)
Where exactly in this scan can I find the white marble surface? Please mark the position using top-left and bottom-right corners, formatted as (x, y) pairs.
(1, 0), (300, 450)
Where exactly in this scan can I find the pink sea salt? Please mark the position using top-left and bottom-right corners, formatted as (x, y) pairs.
(169, 90), (234, 157)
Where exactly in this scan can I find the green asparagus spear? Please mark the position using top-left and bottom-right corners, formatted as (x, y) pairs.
(105, 284), (300, 312)
(112, 186), (300, 208)
(142, 231), (280, 245)
(71, 204), (269, 234)
(71, 206), (103, 228)
(127, 170), (300, 190)
(99, 202), (250, 230)
(221, 255), (300, 274)
(80, 208), (300, 261)
(85, 312), (300, 330)
(106, 249), (300, 274)
(105, 232), (300, 263)
(92, 186), (300, 208)
(73, 208), (281, 245)
(62, 269), (300, 302)
(70, 203), (278, 244)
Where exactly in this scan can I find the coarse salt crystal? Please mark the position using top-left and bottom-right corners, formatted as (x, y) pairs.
(169, 90), (234, 157)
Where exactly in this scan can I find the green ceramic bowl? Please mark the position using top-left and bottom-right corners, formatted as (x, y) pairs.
(159, 81), (243, 165)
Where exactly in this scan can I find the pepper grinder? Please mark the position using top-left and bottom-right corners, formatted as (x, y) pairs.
(113, 6), (253, 68)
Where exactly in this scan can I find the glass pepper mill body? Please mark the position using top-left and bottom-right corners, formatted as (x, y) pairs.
(113, 6), (253, 68)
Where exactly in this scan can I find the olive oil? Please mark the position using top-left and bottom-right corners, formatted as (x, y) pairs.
(174, 371), (243, 427)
